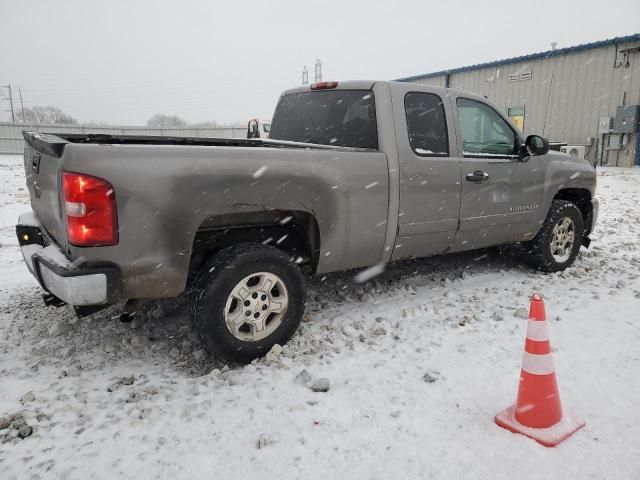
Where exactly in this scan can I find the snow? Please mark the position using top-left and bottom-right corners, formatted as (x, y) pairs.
(1, 154), (640, 479)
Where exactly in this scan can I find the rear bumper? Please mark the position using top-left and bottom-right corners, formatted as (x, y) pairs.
(16, 212), (121, 306)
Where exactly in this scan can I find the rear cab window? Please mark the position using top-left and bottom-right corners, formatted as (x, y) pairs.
(269, 90), (378, 149)
(404, 92), (449, 156)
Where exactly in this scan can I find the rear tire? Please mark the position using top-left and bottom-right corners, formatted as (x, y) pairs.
(189, 244), (306, 364)
(522, 199), (584, 272)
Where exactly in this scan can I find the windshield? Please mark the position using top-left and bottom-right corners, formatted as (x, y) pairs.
(269, 90), (378, 149)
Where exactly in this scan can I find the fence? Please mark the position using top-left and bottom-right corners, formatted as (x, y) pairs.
(0, 122), (247, 155)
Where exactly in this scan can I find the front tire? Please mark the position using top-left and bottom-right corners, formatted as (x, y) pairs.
(190, 244), (306, 363)
(522, 199), (584, 272)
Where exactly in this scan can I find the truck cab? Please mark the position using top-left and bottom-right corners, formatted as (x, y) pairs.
(247, 118), (271, 139)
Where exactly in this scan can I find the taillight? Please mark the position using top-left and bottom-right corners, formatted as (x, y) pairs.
(310, 81), (338, 90)
(63, 171), (118, 246)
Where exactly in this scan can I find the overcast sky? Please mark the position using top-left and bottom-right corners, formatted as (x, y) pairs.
(1, 0), (638, 125)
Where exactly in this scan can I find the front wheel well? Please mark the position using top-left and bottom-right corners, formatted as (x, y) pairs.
(553, 188), (593, 233)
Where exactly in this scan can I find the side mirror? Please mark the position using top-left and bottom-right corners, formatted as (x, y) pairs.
(525, 135), (549, 156)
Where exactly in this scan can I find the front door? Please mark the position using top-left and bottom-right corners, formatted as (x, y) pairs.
(391, 85), (462, 260)
(451, 96), (543, 251)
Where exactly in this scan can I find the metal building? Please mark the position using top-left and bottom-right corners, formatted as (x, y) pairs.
(397, 34), (640, 167)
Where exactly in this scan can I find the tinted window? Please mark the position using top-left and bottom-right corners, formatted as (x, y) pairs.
(456, 98), (518, 156)
(269, 90), (378, 149)
(404, 92), (449, 156)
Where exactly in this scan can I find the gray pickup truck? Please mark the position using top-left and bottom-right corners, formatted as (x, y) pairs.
(17, 80), (598, 362)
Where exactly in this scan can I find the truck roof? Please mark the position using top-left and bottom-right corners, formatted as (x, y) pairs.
(280, 80), (477, 102)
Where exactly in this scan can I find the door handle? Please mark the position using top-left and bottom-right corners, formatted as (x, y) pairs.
(466, 171), (489, 183)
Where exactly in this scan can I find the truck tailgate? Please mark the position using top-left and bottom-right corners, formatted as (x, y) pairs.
(22, 132), (68, 247)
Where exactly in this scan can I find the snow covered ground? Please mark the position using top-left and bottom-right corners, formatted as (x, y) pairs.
(0, 154), (639, 479)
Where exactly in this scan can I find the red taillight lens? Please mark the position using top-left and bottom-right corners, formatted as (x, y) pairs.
(63, 171), (118, 246)
(310, 81), (338, 90)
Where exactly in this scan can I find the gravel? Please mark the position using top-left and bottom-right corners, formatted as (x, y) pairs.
(310, 378), (330, 392)
(423, 372), (438, 383)
(295, 369), (312, 386)
(18, 425), (33, 439)
(0, 417), (10, 430)
(513, 308), (529, 319)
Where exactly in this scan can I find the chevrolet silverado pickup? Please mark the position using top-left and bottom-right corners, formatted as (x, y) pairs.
(16, 80), (598, 362)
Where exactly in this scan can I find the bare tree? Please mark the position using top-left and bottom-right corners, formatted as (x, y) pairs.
(146, 114), (188, 128)
(22, 106), (78, 124)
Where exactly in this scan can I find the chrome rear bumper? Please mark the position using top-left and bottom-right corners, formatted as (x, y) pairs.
(16, 212), (121, 306)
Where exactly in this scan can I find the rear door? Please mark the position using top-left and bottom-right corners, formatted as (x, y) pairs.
(390, 84), (461, 260)
(450, 95), (543, 251)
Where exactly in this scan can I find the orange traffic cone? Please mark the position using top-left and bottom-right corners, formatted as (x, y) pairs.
(495, 293), (585, 447)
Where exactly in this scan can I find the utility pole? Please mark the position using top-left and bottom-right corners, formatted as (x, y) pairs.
(2, 85), (16, 122)
(7, 84), (15, 122)
(314, 59), (322, 82)
(18, 87), (25, 122)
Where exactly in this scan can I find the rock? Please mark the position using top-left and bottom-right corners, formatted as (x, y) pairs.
(149, 305), (164, 319)
(0, 417), (10, 430)
(47, 322), (68, 336)
(143, 385), (159, 396)
(423, 372), (438, 383)
(352, 320), (364, 330)
(491, 311), (504, 321)
(18, 425), (33, 439)
(310, 378), (330, 392)
(168, 347), (180, 359)
(180, 340), (193, 355)
(371, 327), (387, 336)
(121, 376), (135, 386)
(20, 392), (35, 404)
(616, 280), (626, 289)
(358, 333), (366, 343)
(342, 325), (357, 337)
(130, 336), (143, 346)
(295, 369), (312, 386)
(264, 344), (283, 365)
(192, 349), (206, 362)
(11, 416), (26, 430)
(514, 308), (529, 319)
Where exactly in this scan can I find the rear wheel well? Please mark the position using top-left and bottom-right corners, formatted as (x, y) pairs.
(553, 188), (593, 233)
(188, 210), (320, 279)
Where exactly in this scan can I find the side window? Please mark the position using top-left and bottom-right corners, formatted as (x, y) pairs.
(404, 92), (449, 156)
(456, 98), (518, 156)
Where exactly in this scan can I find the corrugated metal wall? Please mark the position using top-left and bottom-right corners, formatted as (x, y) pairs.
(407, 38), (640, 167)
(0, 123), (248, 155)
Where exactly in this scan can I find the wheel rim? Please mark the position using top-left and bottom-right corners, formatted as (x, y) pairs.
(550, 217), (576, 263)
(223, 272), (289, 342)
